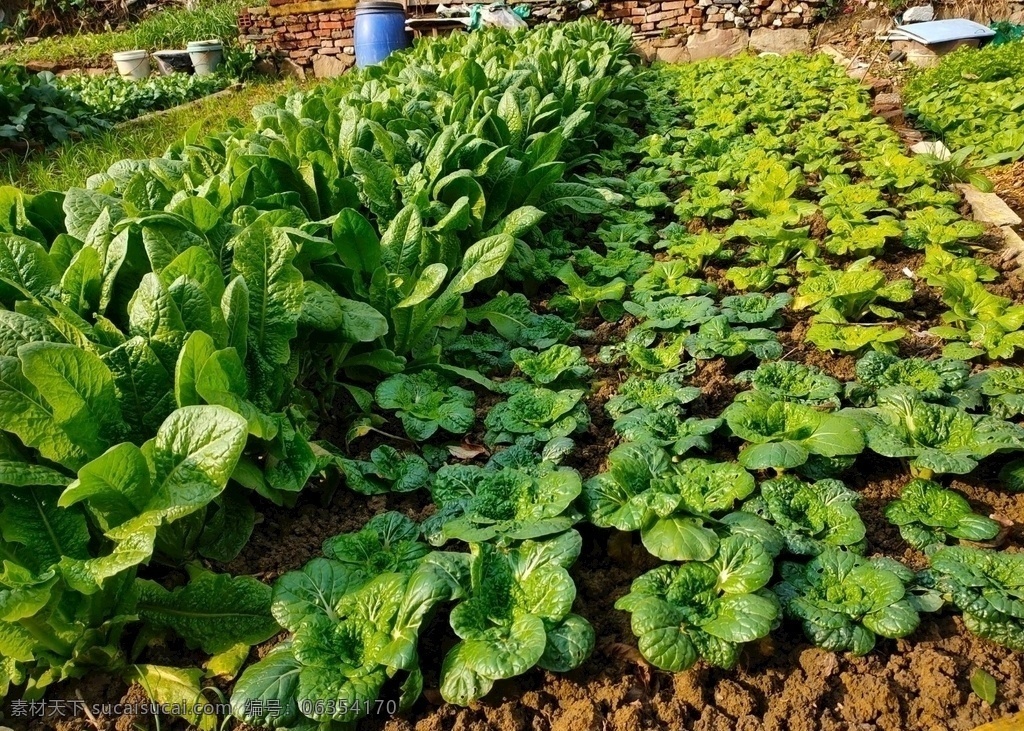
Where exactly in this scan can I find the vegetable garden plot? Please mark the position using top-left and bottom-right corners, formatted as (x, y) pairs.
(904, 40), (1024, 164)
(1, 66), (237, 150)
(1, 23), (1024, 731)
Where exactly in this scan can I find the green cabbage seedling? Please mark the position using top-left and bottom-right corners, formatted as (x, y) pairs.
(735, 360), (842, 408)
(425, 462), (583, 545)
(615, 535), (779, 671)
(860, 387), (1024, 477)
(926, 546), (1024, 651)
(483, 386), (589, 448)
(440, 531), (594, 705)
(605, 370), (701, 419)
(970, 366), (1024, 418)
(684, 315), (782, 361)
(511, 344), (593, 389)
(583, 442), (755, 561)
(775, 548), (923, 655)
(742, 475), (866, 556)
(722, 391), (865, 471)
(719, 292), (792, 327)
(847, 351), (976, 408)
(885, 479), (1000, 552)
(231, 513), (469, 726)
(374, 371), (475, 441)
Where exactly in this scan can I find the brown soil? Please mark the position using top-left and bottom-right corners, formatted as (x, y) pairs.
(690, 358), (743, 418)
(14, 30), (1024, 731)
(776, 313), (859, 382)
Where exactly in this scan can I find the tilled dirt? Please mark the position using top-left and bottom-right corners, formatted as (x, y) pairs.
(13, 420), (1024, 731)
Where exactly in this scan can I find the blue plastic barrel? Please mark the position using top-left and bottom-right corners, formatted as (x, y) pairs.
(354, 1), (409, 68)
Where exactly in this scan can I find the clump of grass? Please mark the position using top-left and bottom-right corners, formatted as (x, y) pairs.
(1, 79), (295, 192)
(8, 0), (244, 66)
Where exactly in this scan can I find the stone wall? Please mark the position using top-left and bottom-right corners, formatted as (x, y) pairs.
(237, 0), (824, 77)
(238, 4), (356, 78)
(601, 0), (823, 35)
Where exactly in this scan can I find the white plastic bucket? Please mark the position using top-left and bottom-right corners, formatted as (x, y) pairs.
(187, 40), (224, 76)
(112, 50), (151, 80)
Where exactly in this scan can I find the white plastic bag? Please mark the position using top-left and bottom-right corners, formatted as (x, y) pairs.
(478, 6), (527, 29)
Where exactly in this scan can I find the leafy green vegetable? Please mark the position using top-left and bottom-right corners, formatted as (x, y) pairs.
(511, 344), (593, 389)
(720, 292), (792, 327)
(582, 442), (753, 561)
(722, 391), (865, 471)
(137, 566), (280, 654)
(903, 206), (985, 251)
(375, 372), (475, 441)
(232, 515), (469, 725)
(613, 410), (722, 456)
(917, 246), (998, 288)
(775, 548), (923, 655)
(483, 386), (588, 449)
(465, 293), (574, 349)
(684, 315), (782, 361)
(742, 475), (866, 555)
(631, 261), (714, 304)
(735, 360), (842, 408)
(930, 279), (1024, 360)
(725, 265), (788, 293)
(605, 369), (701, 420)
(927, 546), (1024, 651)
(623, 295), (717, 332)
(859, 387), (1024, 476)
(440, 532), (593, 705)
(548, 263), (626, 320)
(804, 323), (906, 355)
(847, 351), (976, 407)
(884, 479), (1000, 552)
(425, 462), (582, 545)
(793, 258), (913, 323)
(615, 536), (778, 671)
(969, 367), (1024, 418)
(320, 512), (431, 578)
(904, 41), (1024, 162)
(332, 446), (431, 495)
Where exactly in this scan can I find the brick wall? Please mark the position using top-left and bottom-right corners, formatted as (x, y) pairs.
(237, 0), (826, 77)
(239, 4), (357, 77)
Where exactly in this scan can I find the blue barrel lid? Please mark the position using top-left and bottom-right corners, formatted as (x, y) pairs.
(355, 1), (405, 13)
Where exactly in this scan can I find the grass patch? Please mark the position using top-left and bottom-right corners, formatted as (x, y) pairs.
(7, 0), (244, 66)
(1, 80), (296, 192)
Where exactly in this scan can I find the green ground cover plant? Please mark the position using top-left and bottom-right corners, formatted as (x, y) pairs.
(1, 23), (1024, 731)
(904, 40), (1024, 162)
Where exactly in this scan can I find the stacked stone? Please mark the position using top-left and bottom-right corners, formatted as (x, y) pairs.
(600, 0), (823, 34)
(238, 5), (356, 76)
(236, 0), (825, 76)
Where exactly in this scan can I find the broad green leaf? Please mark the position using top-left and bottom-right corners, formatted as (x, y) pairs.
(18, 341), (124, 459)
(230, 216), (304, 367)
(0, 233), (60, 302)
(137, 568), (279, 654)
(135, 405), (248, 524)
(332, 208), (381, 275)
(641, 517), (719, 562)
(127, 665), (217, 731)
(971, 668), (998, 705)
(0, 355), (86, 468)
(230, 644), (305, 728)
(701, 593), (778, 643)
